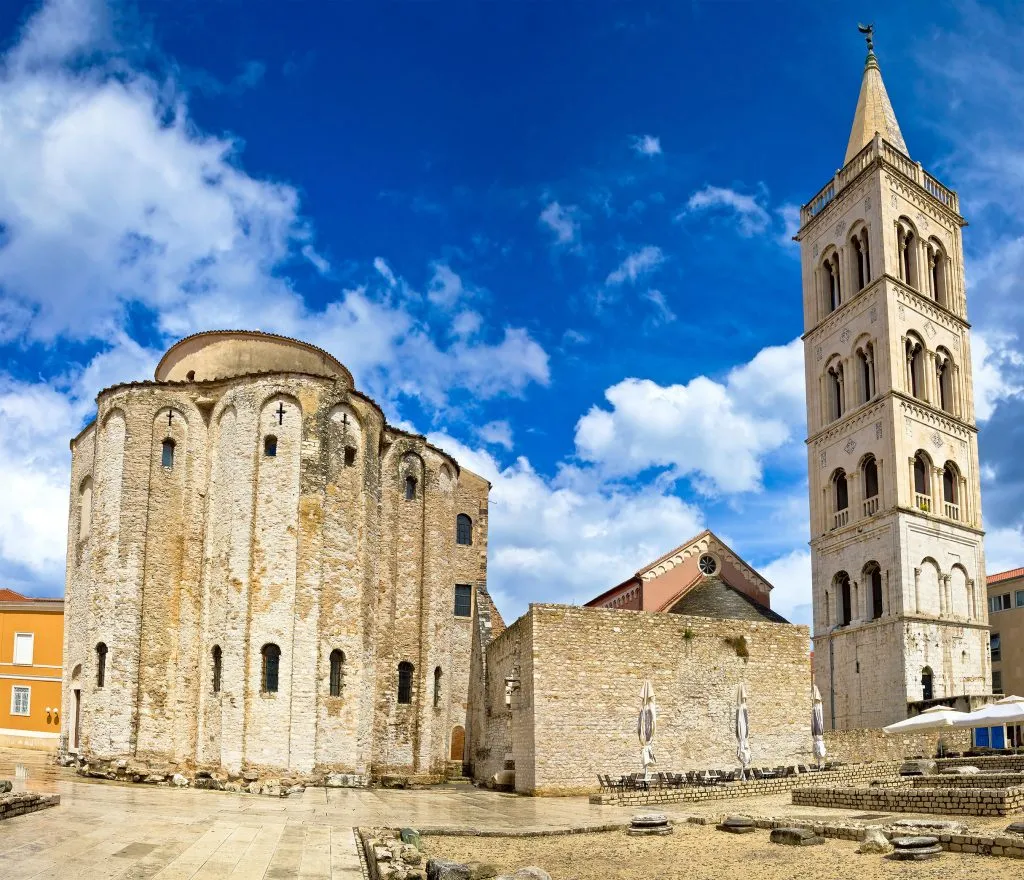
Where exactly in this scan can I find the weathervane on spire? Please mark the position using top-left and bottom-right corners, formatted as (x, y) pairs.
(858, 22), (875, 52)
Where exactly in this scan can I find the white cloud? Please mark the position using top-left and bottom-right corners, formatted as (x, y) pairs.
(538, 200), (580, 246)
(605, 245), (665, 286)
(574, 338), (804, 494)
(984, 526), (1024, 575)
(972, 331), (1023, 421)
(478, 420), (514, 450)
(683, 185), (772, 236)
(427, 262), (465, 308)
(631, 134), (662, 156)
(758, 549), (812, 627)
(643, 289), (676, 325)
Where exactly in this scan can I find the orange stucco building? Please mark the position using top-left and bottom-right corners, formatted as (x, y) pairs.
(0, 589), (64, 749)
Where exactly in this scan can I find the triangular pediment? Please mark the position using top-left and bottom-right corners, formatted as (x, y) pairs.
(636, 529), (775, 596)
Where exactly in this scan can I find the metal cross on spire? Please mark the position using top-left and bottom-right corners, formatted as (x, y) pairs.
(857, 22), (874, 52)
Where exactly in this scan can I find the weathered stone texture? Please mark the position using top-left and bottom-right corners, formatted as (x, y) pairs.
(822, 726), (971, 763)
(479, 605), (811, 795)
(62, 331), (489, 781)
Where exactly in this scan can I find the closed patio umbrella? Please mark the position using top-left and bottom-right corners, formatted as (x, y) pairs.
(735, 683), (751, 780)
(637, 680), (657, 783)
(811, 685), (826, 768)
(883, 704), (970, 734)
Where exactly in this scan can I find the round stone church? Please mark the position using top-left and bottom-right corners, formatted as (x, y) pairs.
(61, 330), (492, 784)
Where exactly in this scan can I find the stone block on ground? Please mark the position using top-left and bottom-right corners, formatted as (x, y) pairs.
(890, 836), (942, 861)
(0, 781), (11, 794)
(466, 863), (499, 879)
(510, 870), (551, 880)
(1006, 822), (1024, 835)
(857, 828), (893, 854)
(426, 858), (471, 880)
(941, 766), (979, 775)
(717, 815), (755, 834)
(769, 827), (824, 846)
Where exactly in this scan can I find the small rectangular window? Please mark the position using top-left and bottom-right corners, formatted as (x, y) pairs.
(453, 584), (472, 618)
(1017, 590), (1024, 608)
(11, 686), (30, 716)
(13, 633), (34, 665)
(991, 633), (1001, 662)
(993, 670), (1003, 694)
(1004, 593), (1012, 610)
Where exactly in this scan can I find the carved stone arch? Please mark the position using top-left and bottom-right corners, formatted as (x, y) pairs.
(438, 463), (455, 494)
(949, 562), (971, 619)
(101, 406), (128, 431)
(918, 556), (942, 617)
(327, 402), (362, 474)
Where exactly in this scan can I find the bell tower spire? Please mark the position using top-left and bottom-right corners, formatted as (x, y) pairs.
(845, 25), (909, 163)
(796, 30), (990, 731)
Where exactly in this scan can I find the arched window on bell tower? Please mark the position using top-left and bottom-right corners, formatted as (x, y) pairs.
(905, 334), (925, 400)
(831, 469), (849, 529)
(855, 342), (875, 404)
(927, 237), (948, 308)
(822, 251), (841, 314)
(897, 218), (920, 288)
(849, 223), (870, 292)
(825, 357), (845, 423)
(862, 454), (879, 517)
(936, 347), (955, 415)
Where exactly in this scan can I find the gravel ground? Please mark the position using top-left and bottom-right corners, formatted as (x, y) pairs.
(425, 826), (1021, 880)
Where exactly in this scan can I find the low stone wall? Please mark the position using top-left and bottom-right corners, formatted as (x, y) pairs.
(912, 773), (1024, 789)
(938, 756), (1024, 773)
(792, 781), (1024, 816)
(589, 761), (901, 806)
(0, 792), (61, 821)
(823, 727), (972, 763)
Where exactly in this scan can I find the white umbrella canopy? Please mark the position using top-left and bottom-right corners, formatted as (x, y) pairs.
(735, 683), (751, 778)
(951, 695), (1024, 727)
(637, 680), (657, 781)
(811, 685), (826, 766)
(882, 704), (970, 734)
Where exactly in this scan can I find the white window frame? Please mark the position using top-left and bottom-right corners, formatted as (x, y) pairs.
(11, 685), (30, 716)
(13, 632), (34, 666)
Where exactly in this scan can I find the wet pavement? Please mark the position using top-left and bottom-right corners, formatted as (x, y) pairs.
(0, 748), (1016, 879)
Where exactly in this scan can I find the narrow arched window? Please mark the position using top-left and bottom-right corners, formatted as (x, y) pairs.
(852, 236), (866, 291)
(824, 258), (840, 313)
(398, 661), (414, 704)
(261, 644), (281, 693)
(329, 649), (344, 697)
(863, 456), (879, 500)
(433, 666), (443, 708)
(936, 351), (954, 414)
(865, 563), (883, 620)
(211, 645), (222, 694)
(899, 224), (919, 288)
(857, 344), (874, 403)
(344, 446), (357, 467)
(827, 362), (844, 422)
(836, 573), (852, 626)
(928, 239), (948, 307)
(906, 338), (924, 399)
(917, 454), (933, 510)
(264, 435), (277, 457)
(456, 513), (473, 546)
(405, 475), (417, 501)
(96, 642), (108, 688)
(921, 666), (933, 701)
(161, 438), (175, 469)
(943, 463), (959, 520)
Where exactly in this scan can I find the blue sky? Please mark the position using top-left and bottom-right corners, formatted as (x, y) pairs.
(2, 0), (1024, 625)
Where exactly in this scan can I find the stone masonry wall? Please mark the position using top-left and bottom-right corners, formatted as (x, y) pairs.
(792, 781), (1024, 816)
(822, 725), (971, 763)
(63, 345), (489, 783)
(484, 605), (811, 795)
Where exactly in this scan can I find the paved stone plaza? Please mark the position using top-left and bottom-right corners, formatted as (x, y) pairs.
(1, 749), (1019, 878)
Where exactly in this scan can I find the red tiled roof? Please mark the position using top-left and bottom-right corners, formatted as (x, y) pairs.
(989, 567), (1024, 585)
(0, 588), (26, 601)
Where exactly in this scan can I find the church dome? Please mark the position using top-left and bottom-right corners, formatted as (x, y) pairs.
(154, 330), (352, 384)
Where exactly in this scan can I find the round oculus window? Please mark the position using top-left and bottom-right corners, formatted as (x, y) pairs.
(698, 554), (717, 575)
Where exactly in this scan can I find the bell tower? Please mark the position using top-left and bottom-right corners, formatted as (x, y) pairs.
(796, 29), (991, 729)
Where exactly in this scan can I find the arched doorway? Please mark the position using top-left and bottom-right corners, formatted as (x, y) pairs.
(450, 725), (465, 762)
(921, 667), (933, 702)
